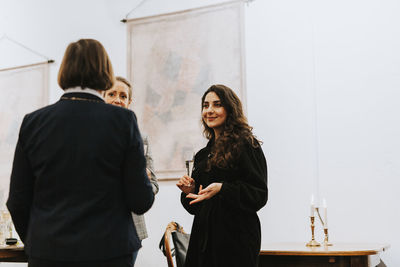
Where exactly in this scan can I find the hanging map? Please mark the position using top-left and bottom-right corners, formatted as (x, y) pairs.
(126, 1), (246, 179)
(0, 64), (49, 206)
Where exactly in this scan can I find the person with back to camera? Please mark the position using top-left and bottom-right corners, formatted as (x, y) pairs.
(6, 39), (154, 267)
(177, 84), (268, 267)
(103, 76), (159, 265)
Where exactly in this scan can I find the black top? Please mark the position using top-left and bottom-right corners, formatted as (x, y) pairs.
(7, 92), (154, 261)
(181, 139), (268, 267)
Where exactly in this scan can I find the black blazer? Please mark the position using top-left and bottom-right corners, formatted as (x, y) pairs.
(7, 92), (154, 261)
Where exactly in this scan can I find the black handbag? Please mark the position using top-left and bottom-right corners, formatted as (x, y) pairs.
(159, 222), (190, 267)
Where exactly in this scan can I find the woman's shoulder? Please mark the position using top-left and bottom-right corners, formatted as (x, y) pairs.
(240, 137), (261, 150)
(194, 146), (210, 161)
(238, 138), (265, 159)
(193, 139), (213, 160)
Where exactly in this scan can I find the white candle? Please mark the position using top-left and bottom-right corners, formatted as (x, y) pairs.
(322, 198), (328, 228)
(310, 194), (315, 217)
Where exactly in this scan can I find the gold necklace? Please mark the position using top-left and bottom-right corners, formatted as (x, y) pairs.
(61, 96), (103, 103)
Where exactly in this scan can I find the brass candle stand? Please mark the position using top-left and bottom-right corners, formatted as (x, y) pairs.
(316, 207), (333, 246)
(309, 207), (333, 247)
(306, 216), (321, 247)
(323, 228), (333, 246)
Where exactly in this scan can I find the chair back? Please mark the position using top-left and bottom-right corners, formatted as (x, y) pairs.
(164, 222), (177, 267)
(160, 222), (189, 267)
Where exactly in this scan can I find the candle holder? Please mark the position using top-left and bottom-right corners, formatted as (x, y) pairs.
(315, 207), (333, 246)
(323, 228), (333, 246)
(306, 216), (321, 247)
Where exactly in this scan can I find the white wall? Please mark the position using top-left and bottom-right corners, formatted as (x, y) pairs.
(247, 0), (400, 266)
(1, 0), (400, 266)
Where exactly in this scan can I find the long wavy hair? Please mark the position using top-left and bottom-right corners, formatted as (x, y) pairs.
(201, 84), (261, 170)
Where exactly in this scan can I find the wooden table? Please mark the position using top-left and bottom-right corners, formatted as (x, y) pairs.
(0, 245), (27, 262)
(259, 243), (389, 267)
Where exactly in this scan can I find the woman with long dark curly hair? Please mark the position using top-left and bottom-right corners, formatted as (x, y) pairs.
(177, 84), (268, 267)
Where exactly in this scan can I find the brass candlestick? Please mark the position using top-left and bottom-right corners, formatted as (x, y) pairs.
(306, 216), (321, 247)
(323, 228), (333, 246)
(315, 207), (333, 246)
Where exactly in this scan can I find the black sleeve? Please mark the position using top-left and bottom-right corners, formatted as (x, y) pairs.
(122, 113), (155, 214)
(180, 190), (201, 215)
(6, 123), (34, 243)
(218, 143), (268, 213)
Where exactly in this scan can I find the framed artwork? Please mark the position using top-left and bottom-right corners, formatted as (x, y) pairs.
(126, 1), (246, 179)
(0, 64), (49, 205)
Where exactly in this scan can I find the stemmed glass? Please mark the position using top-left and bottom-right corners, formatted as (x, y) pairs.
(184, 150), (195, 188)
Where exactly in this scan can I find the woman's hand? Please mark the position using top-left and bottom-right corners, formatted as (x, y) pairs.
(186, 182), (222, 205)
(176, 175), (195, 194)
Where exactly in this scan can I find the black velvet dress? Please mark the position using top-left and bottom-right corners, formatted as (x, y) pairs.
(181, 139), (268, 267)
